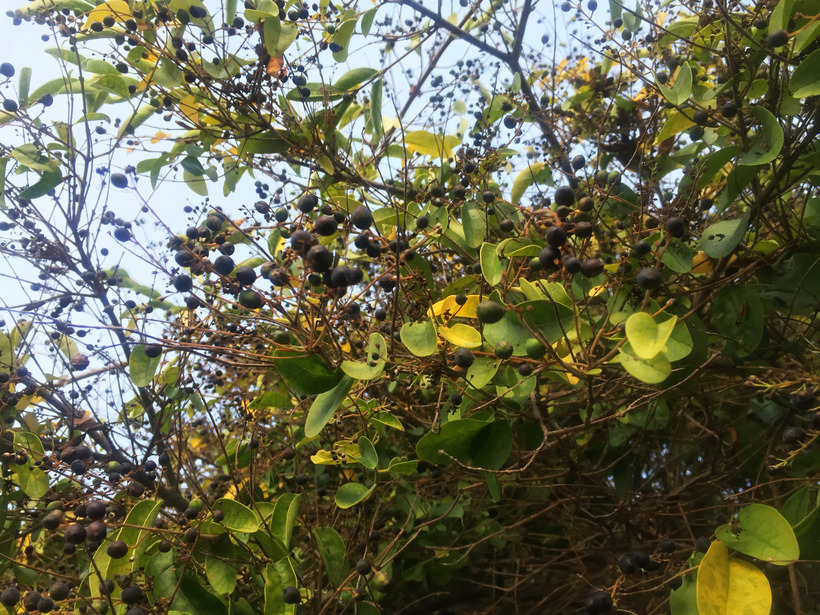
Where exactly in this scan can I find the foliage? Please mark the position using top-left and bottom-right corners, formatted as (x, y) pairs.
(0, 0), (819, 613)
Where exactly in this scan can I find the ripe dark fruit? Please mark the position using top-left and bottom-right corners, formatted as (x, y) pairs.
(2, 99), (18, 112)
(661, 538), (676, 553)
(482, 190), (495, 203)
(306, 244), (333, 272)
(121, 585), (142, 604)
(454, 348), (475, 369)
(235, 266), (257, 286)
(1, 586), (20, 607)
(113, 227), (131, 241)
(721, 100), (738, 118)
(782, 426), (805, 444)
(173, 275), (193, 293)
(617, 553), (637, 574)
(476, 300), (505, 324)
(632, 551), (651, 569)
(580, 258), (604, 277)
(110, 173), (128, 189)
(294, 472), (309, 485)
(494, 341), (514, 359)
(298, 194), (317, 212)
(290, 230), (315, 254)
(351, 206), (373, 229)
(212, 509), (225, 522)
(791, 389), (815, 411)
(23, 591), (41, 612)
(49, 582), (69, 601)
(282, 446), (295, 460)
(0, 63), (14, 78)
(572, 154), (586, 170)
(107, 539), (128, 559)
(553, 186), (575, 207)
(664, 216), (686, 238)
(584, 591), (613, 614)
(632, 240), (651, 257)
(455, 293), (468, 305)
(767, 29), (789, 47)
(314, 215), (338, 236)
(213, 255), (234, 275)
(636, 267), (662, 290)
(578, 196), (595, 212)
(499, 218), (515, 233)
(415, 215), (429, 230)
(562, 255), (581, 274)
(546, 226), (567, 247)
(693, 109), (708, 125)
(355, 558), (372, 575)
(573, 221), (593, 238)
(238, 290), (264, 310)
(282, 586), (300, 604)
(667, 575), (683, 590)
(184, 527), (198, 543)
(518, 363), (533, 376)
(87, 520), (107, 541)
(65, 523), (87, 544)
(37, 597), (54, 612)
(539, 246), (560, 268)
(86, 500), (106, 520)
(695, 536), (711, 552)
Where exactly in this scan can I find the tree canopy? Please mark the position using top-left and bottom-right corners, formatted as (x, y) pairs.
(0, 0), (819, 613)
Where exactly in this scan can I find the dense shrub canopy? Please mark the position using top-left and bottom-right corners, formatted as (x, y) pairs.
(0, 0), (819, 614)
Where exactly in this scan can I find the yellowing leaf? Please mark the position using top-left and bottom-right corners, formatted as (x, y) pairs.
(430, 294), (479, 322)
(83, 0), (132, 30)
(697, 541), (772, 615)
(178, 94), (200, 124)
(625, 312), (676, 360)
(692, 250), (713, 274)
(404, 130), (459, 158)
(438, 324), (482, 348)
(151, 131), (171, 144)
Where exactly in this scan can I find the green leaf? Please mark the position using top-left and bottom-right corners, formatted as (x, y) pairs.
(263, 17), (298, 58)
(662, 240), (694, 273)
(465, 356), (501, 389)
(789, 49), (820, 97)
(770, 0), (794, 32)
(715, 504), (799, 564)
(272, 350), (343, 395)
(711, 285), (764, 352)
(270, 493), (301, 548)
(18, 168), (62, 200)
(355, 436), (378, 469)
(183, 170), (209, 196)
(480, 242), (503, 286)
(739, 106), (784, 166)
(700, 210), (750, 258)
(129, 344), (161, 387)
(669, 567), (698, 615)
(12, 144), (56, 171)
(313, 527), (346, 586)
(656, 111), (696, 144)
(305, 376), (354, 438)
(243, 130), (292, 154)
(618, 345), (672, 384)
(361, 6), (378, 35)
(331, 18), (357, 62)
(625, 312), (676, 360)
(206, 549), (238, 595)
(510, 162), (548, 203)
(264, 558), (298, 615)
(334, 482), (375, 509)
(781, 485), (810, 526)
(696, 541), (772, 615)
(214, 498), (261, 533)
(462, 202), (486, 248)
(400, 320), (438, 356)
(18, 67), (31, 107)
(666, 320), (694, 362)
(13, 432), (48, 499)
(416, 419), (511, 469)
(656, 64), (692, 105)
(333, 68), (378, 91)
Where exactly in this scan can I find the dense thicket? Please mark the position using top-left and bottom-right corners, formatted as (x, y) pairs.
(0, 0), (819, 614)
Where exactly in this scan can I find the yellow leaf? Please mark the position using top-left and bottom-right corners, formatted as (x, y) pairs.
(83, 0), (132, 30)
(178, 94), (200, 125)
(697, 541), (772, 615)
(692, 250), (714, 274)
(588, 284), (606, 298)
(429, 294), (480, 322)
(151, 131), (171, 144)
(438, 323), (482, 348)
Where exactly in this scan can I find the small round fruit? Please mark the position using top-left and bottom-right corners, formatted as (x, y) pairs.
(545, 226), (567, 247)
(693, 109), (709, 125)
(660, 538), (676, 553)
(1, 587), (20, 607)
(494, 341), (514, 360)
(121, 585), (142, 605)
(144, 344), (162, 358)
(107, 539), (128, 559)
(583, 591), (613, 614)
(49, 582), (69, 601)
(664, 216), (686, 238)
(454, 348), (475, 369)
(0, 63), (15, 78)
(294, 472), (309, 485)
(2, 99), (18, 112)
(173, 275), (193, 293)
(539, 246), (560, 268)
(298, 194), (317, 213)
(113, 227), (131, 241)
(617, 553), (637, 574)
(290, 230), (315, 254)
(782, 426), (805, 444)
(632, 240), (651, 257)
(415, 215), (429, 230)
(518, 363), (533, 376)
(482, 190), (495, 203)
(314, 215), (338, 236)
(767, 29), (789, 47)
(791, 389), (816, 411)
(524, 338), (545, 360)
(306, 244), (333, 272)
(553, 186), (575, 206)
(476, 300), (505, 324)
(455, 293), (468, 306)
(695, 536), (711, 552)
(355, 558), (372, 575)
(86, 501), (106, 520)
(238, 290), (264, 310)
(572, 154), (586, 170)
(37, 597), (54, 612)
(282, 586), (300, 604)
(282, 445), (296, 460)
(578, 196), (595, 212)
(667, 575), (683, 590)
(720, 100), (738, 117)
(64, 523), (87, 544)
(235, 266), (257, 286)
(579, 258), (604, 277)
(350, 206), (373, 229)
(573, 221), (593, 238)
(636, 267), (662, 290)
(562, 255), (581, 274)
(213, 254), (235, 275)
(23, 591), (41, 612)
(183, 527), (198, 543)
(110, 173), (128, 189)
